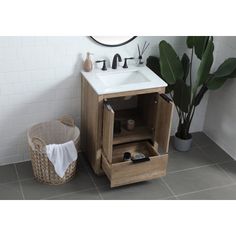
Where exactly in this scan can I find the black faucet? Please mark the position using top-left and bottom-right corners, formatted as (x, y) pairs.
(123, 57), (134, 69)
(95, 60), (107, 71)
(112, 53), (122, 69)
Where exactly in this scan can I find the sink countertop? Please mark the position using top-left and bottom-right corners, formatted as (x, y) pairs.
(81, 65), (167, 95)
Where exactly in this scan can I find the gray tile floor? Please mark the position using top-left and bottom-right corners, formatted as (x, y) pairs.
(0, 132), (235, 200)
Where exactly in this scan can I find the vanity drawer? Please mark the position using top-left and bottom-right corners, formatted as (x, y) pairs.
(102, 93), (174, 163)
(102, 141), (168, 188)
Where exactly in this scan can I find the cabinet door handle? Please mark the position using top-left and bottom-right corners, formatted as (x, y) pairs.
(104, 102), (114, 112)
(160, 93), (172, 103)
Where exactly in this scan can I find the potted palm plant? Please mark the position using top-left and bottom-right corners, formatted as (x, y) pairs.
(147, 36), (236, 151)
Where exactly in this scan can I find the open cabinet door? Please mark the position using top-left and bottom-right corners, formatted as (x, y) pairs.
(102, 102), (114, 163)
(155, 94), (174, 153)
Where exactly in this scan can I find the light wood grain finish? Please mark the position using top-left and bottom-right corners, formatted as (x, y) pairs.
(80, 75), (87, 151)
(155, 94), (174, 153)
(111, 141), (157, 163)
(102, 141), (168, 188)
(81, 73), (173, 186)
(81, 76), (104, 174)
(112, 107), (153, 145)
(138, 93), (157, 129)
(103, 87), (165, 99)
(103, 103), (114, 163)
(113, 126), (152, 145)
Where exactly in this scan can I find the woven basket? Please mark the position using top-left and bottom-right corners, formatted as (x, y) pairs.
(27, 116), (80, 185)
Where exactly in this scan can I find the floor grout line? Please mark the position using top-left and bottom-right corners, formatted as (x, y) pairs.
(14, 177), (34, 183)
(86, 172), (104, 200)
(167, 163), (218, 175)
(59, 149), (228, 200)
(0, 134), (234, 200)
(162, 139), (236, 199)
(79, 162), (104, 200)
(42, 187), (98, 200)
(161, 195), (178, 200)
(175, 182), (236, 198)
(79, 157), (104, 200)
(160, 177), (178, 199)
(14, 159), (101, 200)
(167, 138), (234, 175)
(0, 179), (21, 186)
(168, 136), (210, 154)
(14, 164), (25, 200)
(216, 163), (235, 182)
(167, 159), (234, 175)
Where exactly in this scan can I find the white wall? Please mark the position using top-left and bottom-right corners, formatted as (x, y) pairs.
(204, 37), (236, 159)
(0, 36), (207, 165)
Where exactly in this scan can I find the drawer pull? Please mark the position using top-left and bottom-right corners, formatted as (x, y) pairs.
(131, 157), (150, 164)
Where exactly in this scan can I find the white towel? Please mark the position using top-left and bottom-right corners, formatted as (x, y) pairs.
(46, 141), (78, 178)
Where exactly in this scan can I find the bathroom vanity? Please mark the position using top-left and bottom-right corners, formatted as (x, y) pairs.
(81, 66), (173, 187)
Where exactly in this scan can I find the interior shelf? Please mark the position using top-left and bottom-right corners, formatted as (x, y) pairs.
(113, 126), (152, 145)
(113, 108), (153, 145)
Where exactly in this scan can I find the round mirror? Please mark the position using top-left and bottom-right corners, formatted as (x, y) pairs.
(90, 36), (137, 47)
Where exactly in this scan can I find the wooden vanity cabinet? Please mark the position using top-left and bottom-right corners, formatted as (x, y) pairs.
(81, 76), (173, 188)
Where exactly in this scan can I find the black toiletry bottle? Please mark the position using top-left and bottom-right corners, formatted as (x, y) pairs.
(123, 152), (131, 161)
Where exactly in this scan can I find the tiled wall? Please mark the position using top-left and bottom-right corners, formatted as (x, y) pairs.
(204, 37), (236, 159)
(0, 36), (207, 165)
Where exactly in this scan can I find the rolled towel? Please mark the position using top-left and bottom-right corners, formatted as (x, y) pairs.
(46, 140), (78, 178)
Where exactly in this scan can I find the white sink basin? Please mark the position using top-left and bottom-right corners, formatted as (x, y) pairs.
(97, 70), (150, 87)
(81, 66), (167, 95)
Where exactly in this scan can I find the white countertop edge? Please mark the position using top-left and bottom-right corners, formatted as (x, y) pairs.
(81, 66), (167, 96)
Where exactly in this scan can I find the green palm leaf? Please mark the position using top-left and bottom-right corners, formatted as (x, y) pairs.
(159, 40), (184, 85)
(213, 58), (236, 78)
(173, 80), (191, 113)
(187, 36), (210, 60)
(194, 39), (214, 93)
